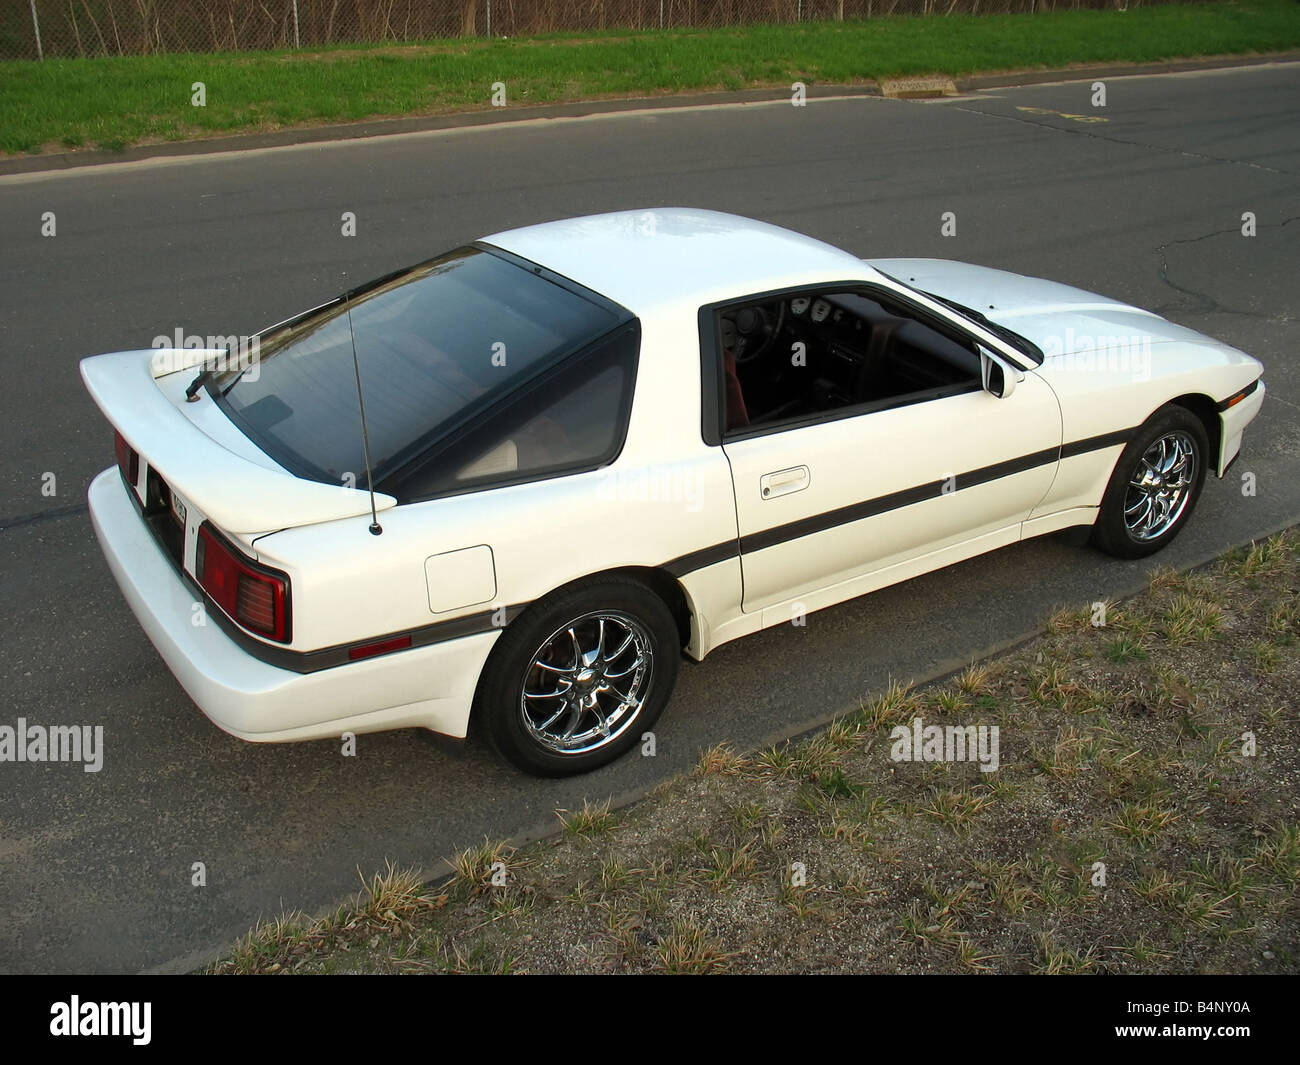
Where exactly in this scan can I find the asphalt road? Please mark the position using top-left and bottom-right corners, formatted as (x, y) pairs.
(0, 63), (1297, 974)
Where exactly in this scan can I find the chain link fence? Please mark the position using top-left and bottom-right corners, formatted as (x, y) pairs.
(5, 0), (1177, 61)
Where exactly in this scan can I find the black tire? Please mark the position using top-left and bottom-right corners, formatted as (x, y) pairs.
(475, 576), (681, 776)
(1090, 405), (1209, 559)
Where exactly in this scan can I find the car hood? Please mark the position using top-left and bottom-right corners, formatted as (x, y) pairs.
(866, 258), (1215, 357)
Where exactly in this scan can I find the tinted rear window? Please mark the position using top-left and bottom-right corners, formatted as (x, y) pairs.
(209, 247), (621, 485)
(390, 323), (640, 500)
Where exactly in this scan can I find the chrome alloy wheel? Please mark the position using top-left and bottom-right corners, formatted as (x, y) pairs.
(1124, 430), (1197, 542)
(520, 611), (654, 756)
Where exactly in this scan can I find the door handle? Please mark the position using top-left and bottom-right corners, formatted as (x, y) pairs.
(760, 465), (810, 499)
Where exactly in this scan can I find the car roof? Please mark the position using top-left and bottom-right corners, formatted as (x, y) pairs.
(481, 208), (877, 316)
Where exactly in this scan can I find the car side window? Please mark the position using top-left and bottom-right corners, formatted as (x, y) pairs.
(391, 323), (639, 499)
(714, 289), (981, 436)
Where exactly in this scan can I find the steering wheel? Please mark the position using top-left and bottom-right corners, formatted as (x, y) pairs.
(731, 301), (787, 365)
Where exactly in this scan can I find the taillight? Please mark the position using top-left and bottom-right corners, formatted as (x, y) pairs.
(348, 635), (412, 661)
(114, 431), (139, 488)
(196, 522), (291, 643)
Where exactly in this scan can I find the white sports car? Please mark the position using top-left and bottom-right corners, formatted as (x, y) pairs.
(82, 209), (1265, 775)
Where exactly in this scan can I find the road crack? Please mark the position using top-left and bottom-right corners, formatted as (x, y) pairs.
(0, 502), (89, 532)
(1155, 215), (1300, 319)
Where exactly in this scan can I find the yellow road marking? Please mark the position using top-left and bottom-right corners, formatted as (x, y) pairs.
(1016, 105), (1108, 124)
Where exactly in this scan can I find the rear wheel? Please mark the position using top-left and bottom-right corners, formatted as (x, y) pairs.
(476, 577), (681, 776)
(1090, 405), (1209, 559)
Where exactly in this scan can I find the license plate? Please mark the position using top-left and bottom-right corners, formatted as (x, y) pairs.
(170, 490), (187, 527)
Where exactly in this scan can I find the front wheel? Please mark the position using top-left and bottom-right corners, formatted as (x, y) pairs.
(475, 577), (681, 776)
(1090, 405), (1209, 559)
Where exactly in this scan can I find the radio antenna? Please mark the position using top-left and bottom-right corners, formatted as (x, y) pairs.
(344, 296), (383, 536)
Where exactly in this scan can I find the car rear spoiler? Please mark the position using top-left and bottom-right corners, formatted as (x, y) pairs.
(80, 349), (397, 535)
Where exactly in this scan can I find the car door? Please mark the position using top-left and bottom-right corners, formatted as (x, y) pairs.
(707, 287), (1062, 617)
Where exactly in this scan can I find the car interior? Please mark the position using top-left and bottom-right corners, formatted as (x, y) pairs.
(718, 290), (984, 433)
(392, 327), (638, 500)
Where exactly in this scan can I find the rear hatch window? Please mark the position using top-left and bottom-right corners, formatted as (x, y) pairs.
(207, 247), (622, 487)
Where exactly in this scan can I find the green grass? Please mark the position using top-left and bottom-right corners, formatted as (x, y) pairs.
(2, 1), (1299, 154)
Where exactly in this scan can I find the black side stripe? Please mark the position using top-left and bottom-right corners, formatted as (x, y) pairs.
(1060, 427), (1135, 459)
(287, 426), (1141, 663)
(663, 541), (739, 577)
(170, 428), (1143, 670)
(668, 427), (1138, 577)
(738, 445), (1063, 556)
(192, 578), (530, 675)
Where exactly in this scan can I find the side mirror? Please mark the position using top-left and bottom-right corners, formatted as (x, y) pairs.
(980, 348), (1020, 399)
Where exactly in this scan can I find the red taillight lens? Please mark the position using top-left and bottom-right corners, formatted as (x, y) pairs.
(237, 577), (276, 633)
(348, 635), (412, 661)
(196, 523), (291, 643)
(114, 431), (139, 487)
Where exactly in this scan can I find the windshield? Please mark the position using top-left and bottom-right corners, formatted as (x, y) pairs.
(208, 247), (622, 485)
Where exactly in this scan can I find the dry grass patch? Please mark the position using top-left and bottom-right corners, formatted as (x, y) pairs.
(215, 530), (1300, 974)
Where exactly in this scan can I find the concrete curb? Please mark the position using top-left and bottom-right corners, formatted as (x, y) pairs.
(954, 50), (1300, 91)
(2, 51), (1296, 177)
(0, 85), (881, 177)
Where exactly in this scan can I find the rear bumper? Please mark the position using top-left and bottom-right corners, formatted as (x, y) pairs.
(87, 468), (495, 742)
